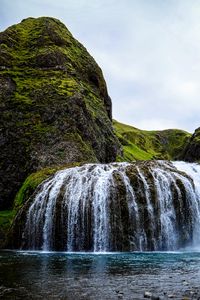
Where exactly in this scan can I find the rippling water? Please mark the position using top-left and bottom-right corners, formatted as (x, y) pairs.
(1, 250), (200, 299)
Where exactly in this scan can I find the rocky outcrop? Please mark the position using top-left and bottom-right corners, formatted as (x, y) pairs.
(0, 17), (121, 209)
(180, 127), (200, 162)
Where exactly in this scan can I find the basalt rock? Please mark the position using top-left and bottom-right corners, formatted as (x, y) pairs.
(0, 17), (121, 209)
(180, 127), (200, 162)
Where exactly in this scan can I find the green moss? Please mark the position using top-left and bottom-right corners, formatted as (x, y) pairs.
(14, 167), (58, 209)
(0, 161), (87, 246)
(179, 127), (200, 161)
(57, 78), (77, 96)
(0, 210), (16, 247)
(14, 92), (32, 105)
(0, 210), (15, 229)
(14, 161), (90, 209)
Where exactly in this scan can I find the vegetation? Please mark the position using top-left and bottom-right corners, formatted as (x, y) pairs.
(0, 210), (15, 247)
(0, 17), (120, 211)
(14, 161), (85, 209)
(180, 127), (200, 162)
(0, 210), (15, 230)
(0, 161), (86, 247)
(113, 120), (191, 161)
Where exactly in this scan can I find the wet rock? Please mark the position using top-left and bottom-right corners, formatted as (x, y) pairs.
(116, 290), (124, 295)
(144, 291), (152, 298)
(151, 295), (160, 300)
(182, 280), (189, 286)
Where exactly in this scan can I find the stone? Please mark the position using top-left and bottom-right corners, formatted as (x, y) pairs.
(144, 291), (152, 298)
(182, 280), (189, 286)
(151, 295), (160, 300)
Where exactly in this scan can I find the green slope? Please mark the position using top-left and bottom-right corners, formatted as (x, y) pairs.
(113, 120), (191, 161)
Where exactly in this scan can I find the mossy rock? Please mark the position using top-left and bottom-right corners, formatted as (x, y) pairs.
(180, 127), (200, 162)
(0, 210), (15, 248)
(1, 161), (88, 248)
(0, 17), (121, 210)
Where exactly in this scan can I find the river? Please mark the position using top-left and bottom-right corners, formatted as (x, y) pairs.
(1, 250), (200, 299)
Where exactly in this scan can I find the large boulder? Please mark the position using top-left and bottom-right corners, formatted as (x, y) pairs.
(0, 17), (120, 209)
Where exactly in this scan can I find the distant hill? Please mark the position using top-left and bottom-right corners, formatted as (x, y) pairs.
(113, 120), (191, 161)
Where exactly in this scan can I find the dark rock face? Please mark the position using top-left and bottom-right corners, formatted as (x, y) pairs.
(180, 127), (200, 162)
(0, 17), (120, 209)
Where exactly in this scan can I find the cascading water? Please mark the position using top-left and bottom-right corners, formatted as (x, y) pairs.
(21, 161), (200, 252)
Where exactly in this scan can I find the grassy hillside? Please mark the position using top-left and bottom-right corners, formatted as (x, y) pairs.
(113, 120), (191, 161)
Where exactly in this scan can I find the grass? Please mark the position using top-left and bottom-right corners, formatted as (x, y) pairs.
(14, 167), (58, 208)
(113, 120), (191, 161)
(0, 210), (16, 244)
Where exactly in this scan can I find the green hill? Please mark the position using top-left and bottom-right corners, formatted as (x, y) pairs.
(113, 120), (191, 161)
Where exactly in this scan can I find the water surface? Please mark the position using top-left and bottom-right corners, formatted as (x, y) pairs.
(1, 250), (200, 299)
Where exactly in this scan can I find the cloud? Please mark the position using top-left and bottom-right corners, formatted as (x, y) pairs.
(1, 0), (200, 132)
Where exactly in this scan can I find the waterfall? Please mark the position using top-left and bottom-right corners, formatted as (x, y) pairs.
(22, 161), (200, 252)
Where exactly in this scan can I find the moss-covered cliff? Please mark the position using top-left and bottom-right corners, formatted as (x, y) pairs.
(114, 120), (191, 161)
(0, 17), (121, 210)
(180, 127), (200, 162)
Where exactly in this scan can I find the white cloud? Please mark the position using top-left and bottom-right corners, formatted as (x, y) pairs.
(1, 0), (200, 132)
(135, 119), (181, 131)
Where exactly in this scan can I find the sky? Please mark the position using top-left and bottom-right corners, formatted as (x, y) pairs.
(1, 0), (200, 132)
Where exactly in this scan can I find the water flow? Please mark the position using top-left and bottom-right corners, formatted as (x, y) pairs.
(173, 162), (200, 246)
(23, 161), (200, 252)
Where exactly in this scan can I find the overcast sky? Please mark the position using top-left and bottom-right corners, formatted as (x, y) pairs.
(1, 0), (200, 132)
